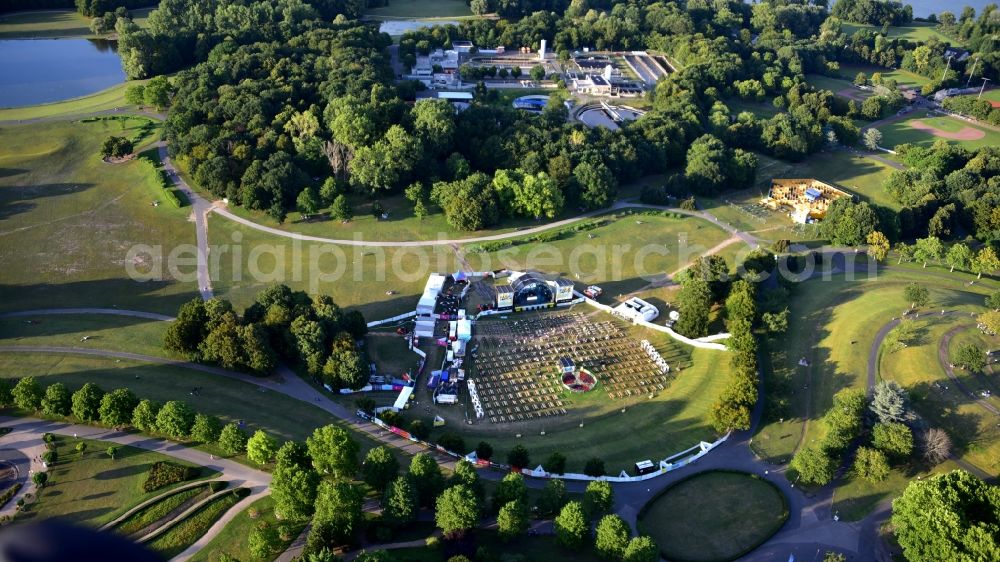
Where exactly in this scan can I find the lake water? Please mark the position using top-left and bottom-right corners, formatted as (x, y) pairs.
(378, 19), (459, 35)
(0, 39), (125, 108)
(827, 0), (993, 19)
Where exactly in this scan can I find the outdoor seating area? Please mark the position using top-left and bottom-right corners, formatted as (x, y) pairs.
(470, 312), (681, 424)
(762, 178), (851, 224)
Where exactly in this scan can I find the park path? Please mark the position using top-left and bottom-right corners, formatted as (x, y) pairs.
(0, 308), (174, 322)
(0, 415), (272, 562)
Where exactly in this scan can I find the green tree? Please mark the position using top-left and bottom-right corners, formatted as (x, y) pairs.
(573, 160), (617, 209)
(791, 445), (835, 486)
(125, 84), (145, 106)
(247, 430), (279, 465)
(435, 484), (479, 539)
(155, 400), (195, 440)
(190, 413), (222, 443)
(945, 243), (973, 273)
(872, 422), (914, 460)
(595, 514), (631, 560)
(41, 383), (72, 417)
(71, 382), (104, 422)
(862, 128), (882, 151)
(762, 308), (790, 333)
(530, 64), (546, 81)
(131, 399), (159, 433)
(584, 480), (614, 518)
(271, 441), (320, 520)
(297, 186), (322, 216)
(871, 381), (910, 423)
(971, 246), (999, 279)
(537, 478), (567, 516)
(143, 75), (173, 110)
(450, 460), (483, 501)
(544, 452), (567, 475)
(623, 536), (658, 562)
(362, 446), (399, 492)
(218, 422), (248, 455)
(307, 425), (359, 478)
(0, 380), (12, 408)
(853, 72), (868, 86)
(583, 458), (606, 477)
(99, 388), (138, 428)
(853, 447), (890, 482)
(164, 298), (208, 355)
(497, 499), (529, 541)
(903, 283), (929, 309)
(554, 501), (589, 549)
(32, 472), (48, 488)
(493, 472), (527, 512)
(248, 522), (279, 560)
(314, 480), (364, 546)
(954, 344), (986, 373)
(913, 236), (943, 267)
(984, 290), (1000, 310)
(979, 310), (1000, 336)
(100, 136), (133, 159)
(408, 453), (444, 508)
(892, 470), (1000, 561)
(866, 231), (890, 262)
(106, 446), (119, 460)
(506, 445), (530, 468)
(475, 441), (493, 461)
(823, 552), (847, 562)
(674, 275), (712, 338)
(382, 476), (418, 525)
(330, 194), (352, 221)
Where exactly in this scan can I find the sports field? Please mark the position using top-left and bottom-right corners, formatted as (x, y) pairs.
(638, 471), (788, 562)
(804, 74), (872, 102)
(365, 0), (473, 18)
(878, 110), (1000, 150)
(956, 89), (1000, 105)
(0, 119), (196, 315)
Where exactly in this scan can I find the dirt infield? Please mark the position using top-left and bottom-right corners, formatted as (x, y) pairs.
(909, 119), (986, 140)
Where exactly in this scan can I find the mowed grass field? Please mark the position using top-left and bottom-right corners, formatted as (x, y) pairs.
(208, 210), (734, 320)
(751, 263), (998, 465)
(21, 434), (215, 526)
(879, 109), (1000, 150)
(0, 353), (339, 445)
(0, 119), (197, 315)
(0, 7), (154, 39)
(0, 314), (173, 359)
(0, 82), (134, 121)
(834, 63), (929, 89)
(956, 89), (1000, 104)
(638, 471), (788, 562)
(805, 73), (871, 101)
(365, 0), (472, 18)
(841, 21), (956, 44)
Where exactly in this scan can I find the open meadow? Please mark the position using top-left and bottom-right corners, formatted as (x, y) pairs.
(841, 21), (956, 44)
(878, 109), (1000, 150)
(0, 118), (197, 314)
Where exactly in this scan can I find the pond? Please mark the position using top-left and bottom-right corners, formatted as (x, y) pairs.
(378, 19), (458, 35)
(0, 38), (125, 108)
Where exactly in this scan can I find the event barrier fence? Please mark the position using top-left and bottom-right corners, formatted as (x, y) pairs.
(356, 410), (729, 483)
(575, 292), (730, 351)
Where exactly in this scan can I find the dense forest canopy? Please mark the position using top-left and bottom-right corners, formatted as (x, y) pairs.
(14, 0), (986, 243)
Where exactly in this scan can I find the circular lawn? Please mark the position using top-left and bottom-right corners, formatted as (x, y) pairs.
(638, 470), (788, 562)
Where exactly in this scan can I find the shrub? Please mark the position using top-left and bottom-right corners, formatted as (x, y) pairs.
(143, 461), (198, 493)
(0, 484), (22, 510)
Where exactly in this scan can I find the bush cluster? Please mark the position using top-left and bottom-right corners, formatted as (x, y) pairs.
(142, 461), (199, 493)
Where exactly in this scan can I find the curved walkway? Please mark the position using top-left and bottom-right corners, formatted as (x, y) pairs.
(99, 479), (221, 531)
(938, 324), (1000, 417)
(0, 308), (174, 322)
(0, 416), (271, 562)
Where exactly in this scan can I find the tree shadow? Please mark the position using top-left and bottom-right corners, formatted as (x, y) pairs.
(94, 463), (150, 480)
(0, 183), (95, 221)
(0, 278), (198, 317)
(0, 312), (168, 342)
(0, 168), (26, 179)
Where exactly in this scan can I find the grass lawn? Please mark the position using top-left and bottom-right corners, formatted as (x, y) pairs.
(0, 81), (135, 121)
(0, 354), (339, 445)
(832, 460), (961, 522)
(0, 314), (172, 359)
(115, 484), (212, 536)
(365, 0), (472, 18)
(147, 488), (247, 559)
(189, 495), (306, 562)
(878, 109), (1000, 150)
(841, 21), (956, 44)
(834, 63), (930, 89)
(390, 530), (603, 562)
(0, 7), (154, 39)
(208, 209), (733, 320)
(0, 118), (196, 313)
(0, 118), (197, 315)
(21, 435), (215, 526)
(880, 316), (1000, 474)
(419, 341), (729, 475)
(725, 98), (783, 119)
(956, 89), (1000, 104)
(637, 470), (788, 562)
(805, 74), (870, 100)
(751, 263), (997, 465)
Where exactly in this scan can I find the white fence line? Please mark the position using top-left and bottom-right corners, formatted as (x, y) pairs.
(367, 311), (416, 328)
(574, 292), (729, 351)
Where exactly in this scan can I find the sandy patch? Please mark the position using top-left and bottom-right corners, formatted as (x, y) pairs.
(909, 119), (986, 140)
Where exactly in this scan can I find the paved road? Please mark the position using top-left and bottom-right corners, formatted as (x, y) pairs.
(0, 416), (271, 562)
(938, 324), (1000, 417)
(156, 141), (214, 300)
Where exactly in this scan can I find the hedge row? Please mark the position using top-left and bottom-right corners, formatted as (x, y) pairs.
(467, 218), (609, 253)
(136, 155), (186, 207)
